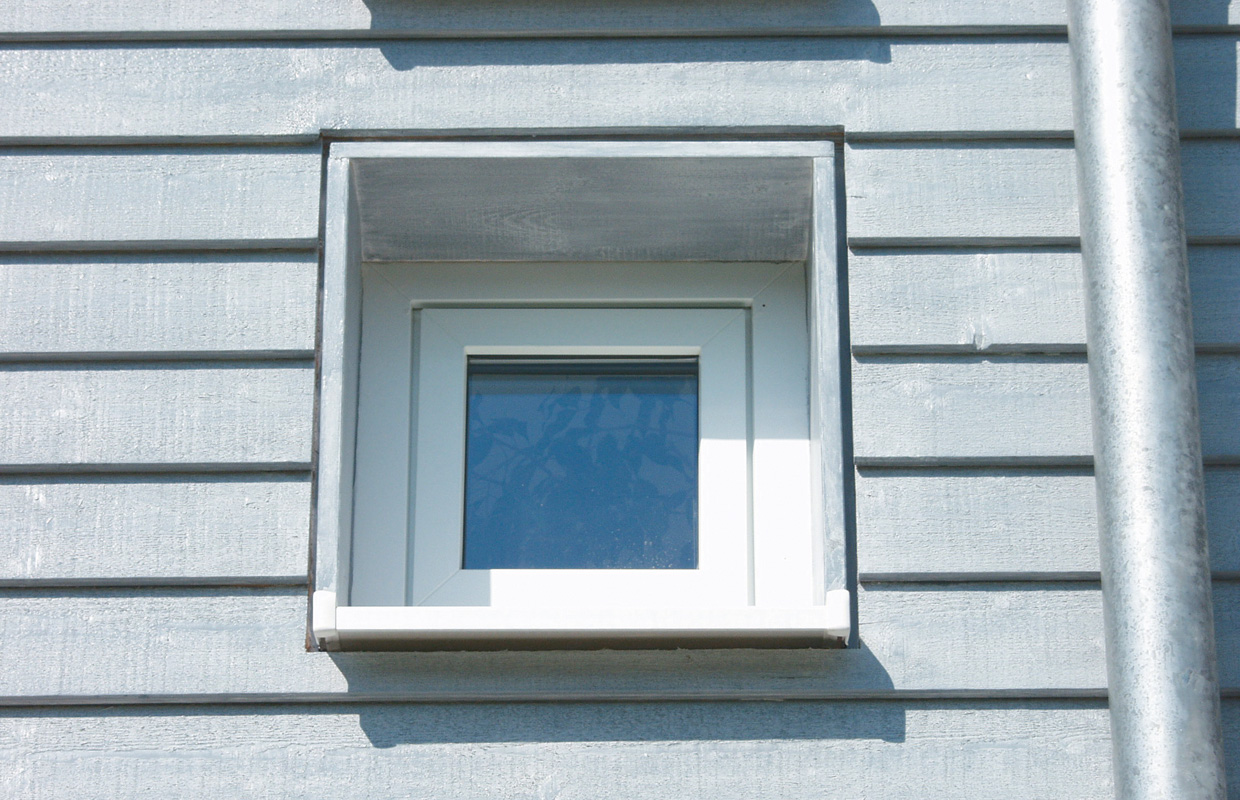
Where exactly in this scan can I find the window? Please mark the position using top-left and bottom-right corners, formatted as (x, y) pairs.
(462, 355), (700, 572)
(312, 141), (849, 650)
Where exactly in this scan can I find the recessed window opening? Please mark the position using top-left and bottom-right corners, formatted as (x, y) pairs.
(463, 356), (699, 571)
(312, 140), (851, 650)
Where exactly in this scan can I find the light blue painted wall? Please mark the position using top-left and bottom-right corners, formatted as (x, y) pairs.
(1, 1), (1238, 796)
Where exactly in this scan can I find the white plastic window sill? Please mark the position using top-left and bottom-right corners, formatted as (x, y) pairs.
(313, 589), (851, 650)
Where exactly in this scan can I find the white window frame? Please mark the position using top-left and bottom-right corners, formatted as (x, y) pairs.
(408, 306), (749, 609)
(312, 140), (850, 650)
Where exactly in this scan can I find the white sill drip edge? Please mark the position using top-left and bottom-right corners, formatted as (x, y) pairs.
(312, 589), (851, 651)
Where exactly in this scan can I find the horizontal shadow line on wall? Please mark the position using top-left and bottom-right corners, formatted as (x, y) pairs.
(0, 689), (1113, 709)
(0, 240), (319, 255)
(0, 351), (316, 365)
(851, 344), (1240, 356)
(0, 26), (1074, 45)
(0, 576), (309, 590)
(0, 462), (312, 476)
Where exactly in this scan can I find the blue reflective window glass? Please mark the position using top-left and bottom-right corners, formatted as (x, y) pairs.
(462, 357), (698, 569)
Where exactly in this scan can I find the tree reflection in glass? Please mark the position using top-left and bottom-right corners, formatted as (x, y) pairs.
(462, 357), (698, 569)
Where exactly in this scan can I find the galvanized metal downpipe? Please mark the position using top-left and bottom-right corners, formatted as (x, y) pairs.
(1066, 0), (1227, 796)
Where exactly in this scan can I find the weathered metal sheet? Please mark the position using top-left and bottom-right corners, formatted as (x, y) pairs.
(354, 155), (813, 262)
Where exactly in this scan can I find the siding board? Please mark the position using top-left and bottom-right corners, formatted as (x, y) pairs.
(1210, 469), (1240, 572)
(0, 586), (1109, 697)
(0, 150), (320, 244)
(0, 364), (314, 465)
(0, 477), (310, 580)
(1200, 355), (1240, 459)
(0, 255), (317, 355)
(1, 0), (1238, 35)
(847, 143), (1079, 241)
(857, 470), (1098, 573)
(852, 356), (1093, 460)
(1175, 3), (1240, 26)
(848, 140), (1240, 241)
(0, 702), (1114, 800)
(1192, 246), (1240, 346)
(0, 0), (1070, 34)
(0, 41), (1074, 137)
(849, 247), (1240, 350)
(849, 249), (1085, 349)
(853, 355), (1240, 460)
(857, 467), (1240, 574)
